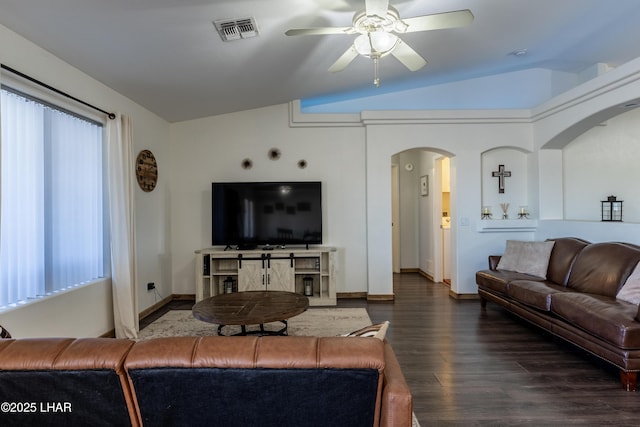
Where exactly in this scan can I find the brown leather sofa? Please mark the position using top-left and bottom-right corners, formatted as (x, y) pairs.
(0, 335), (412, 427)
(476, 237), (640, 391)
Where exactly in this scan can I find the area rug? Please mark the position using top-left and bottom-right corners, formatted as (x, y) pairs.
(137, 307), (373, 339)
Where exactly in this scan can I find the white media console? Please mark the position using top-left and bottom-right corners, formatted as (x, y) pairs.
(195, 247), (337, 306)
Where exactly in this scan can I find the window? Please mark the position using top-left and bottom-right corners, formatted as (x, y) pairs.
(0, 87), (105, 308)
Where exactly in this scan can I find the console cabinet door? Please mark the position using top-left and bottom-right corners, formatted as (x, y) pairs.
(267, 259), (295, 292)
(237, 260), (264, 292)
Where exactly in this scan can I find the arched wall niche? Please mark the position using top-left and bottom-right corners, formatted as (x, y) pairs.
(562, 106), (640, 222)
(534, 64), (640, 221)
(481, 147), (533, 220)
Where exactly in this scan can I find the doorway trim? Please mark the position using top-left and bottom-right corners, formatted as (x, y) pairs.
(432, 157), (446, 283)
(391, 164), (400, 273)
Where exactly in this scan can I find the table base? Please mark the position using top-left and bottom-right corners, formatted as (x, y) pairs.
(217, 320), (288, 336)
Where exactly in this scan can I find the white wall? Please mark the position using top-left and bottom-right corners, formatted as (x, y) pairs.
(0, 280), (112, 338)
(397, 150), (421, 269)
(0, 24), (171, 337)
(363, 117), (534, 295)
(168, 105), (368, 296)
(537, 220), (640, 246)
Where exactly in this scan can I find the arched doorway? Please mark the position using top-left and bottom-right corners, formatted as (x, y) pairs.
(391, 148), (452, 284)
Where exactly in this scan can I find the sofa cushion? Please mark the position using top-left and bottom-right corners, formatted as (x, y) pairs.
(545, 237), (590, 286)
(476, 269), (545, 295)
(617, 261), (640, 304)
(497, 240), (555, 279)
(567, 243), (640, 297)
(550, 292), (640, 349)
(507, 280), (567, 311)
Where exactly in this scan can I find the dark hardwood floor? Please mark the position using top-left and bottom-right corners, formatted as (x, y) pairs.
(142, 274), (640, 426)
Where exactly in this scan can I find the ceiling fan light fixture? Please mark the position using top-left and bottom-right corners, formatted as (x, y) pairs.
(286, 2), (472, 86)
(354, 32), (399, 58)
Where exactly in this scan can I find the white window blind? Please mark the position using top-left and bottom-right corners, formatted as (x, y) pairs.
(0, 87), (105, 308)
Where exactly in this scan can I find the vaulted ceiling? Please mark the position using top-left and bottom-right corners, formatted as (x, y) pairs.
(2, 0), (640, 122)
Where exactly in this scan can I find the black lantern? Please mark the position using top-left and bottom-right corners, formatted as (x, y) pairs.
(303, 276), (314, 296)
(601, 196), (623, 222)
(224, 276), (235, 293)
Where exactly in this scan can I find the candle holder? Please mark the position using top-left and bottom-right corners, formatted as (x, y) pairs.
(481, 206), (492, 219)
(500, 203), (509, 220)
(517, 206), (529, 219)
(224, 276), (235, 294)
(303, 276), (314, 296)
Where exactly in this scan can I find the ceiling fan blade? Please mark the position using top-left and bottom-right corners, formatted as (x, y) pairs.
(401, 9), (474, 33)
(391, 40), (427, 71)
(285, 27), (354, 36)
(328, 45), (359, 72)
(365, 0), (389, 18)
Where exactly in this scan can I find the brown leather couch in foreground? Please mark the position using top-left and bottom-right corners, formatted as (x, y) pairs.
(476, 237), (640, 391)
(0, 335), (412, 427)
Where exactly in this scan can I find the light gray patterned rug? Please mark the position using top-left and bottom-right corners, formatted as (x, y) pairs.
(138, 307), (420, 427)
(138, 307), (373, 339)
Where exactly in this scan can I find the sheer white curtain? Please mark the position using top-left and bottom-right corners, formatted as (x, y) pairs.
(107, 114), (139, 338)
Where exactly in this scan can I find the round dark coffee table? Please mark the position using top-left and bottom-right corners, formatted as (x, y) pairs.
(192, 291), (309, 336)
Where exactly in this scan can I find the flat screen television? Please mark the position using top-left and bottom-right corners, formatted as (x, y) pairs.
(212, 181), (322, 249)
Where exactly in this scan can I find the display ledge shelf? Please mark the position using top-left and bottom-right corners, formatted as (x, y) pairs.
(477, 219), (538, 232)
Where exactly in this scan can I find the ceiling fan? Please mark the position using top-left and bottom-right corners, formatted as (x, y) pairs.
(285, 0), (473, 87)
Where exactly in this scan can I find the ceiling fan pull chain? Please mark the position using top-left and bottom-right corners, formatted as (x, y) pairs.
(373, 57), (381, 87)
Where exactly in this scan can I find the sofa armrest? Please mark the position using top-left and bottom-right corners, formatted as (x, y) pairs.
(380, 341), (413, 427)
(489, 255), (502, 270)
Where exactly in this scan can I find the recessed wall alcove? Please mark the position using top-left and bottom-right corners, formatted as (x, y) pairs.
(480, 147), (532, 222)
(562, 107), (640, 223)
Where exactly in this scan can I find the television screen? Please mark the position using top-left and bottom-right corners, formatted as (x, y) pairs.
(212, 181), (322, 248)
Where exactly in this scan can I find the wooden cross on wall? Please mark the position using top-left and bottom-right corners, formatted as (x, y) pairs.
(492, 164), (511, 194)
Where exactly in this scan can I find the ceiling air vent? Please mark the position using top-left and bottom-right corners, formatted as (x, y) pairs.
(214, 18), (259, 41)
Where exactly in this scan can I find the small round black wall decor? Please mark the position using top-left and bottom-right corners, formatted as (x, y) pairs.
(135, 149), (158, 192)
(268, 148), (281, 160)
(241, 158), (253, 169)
